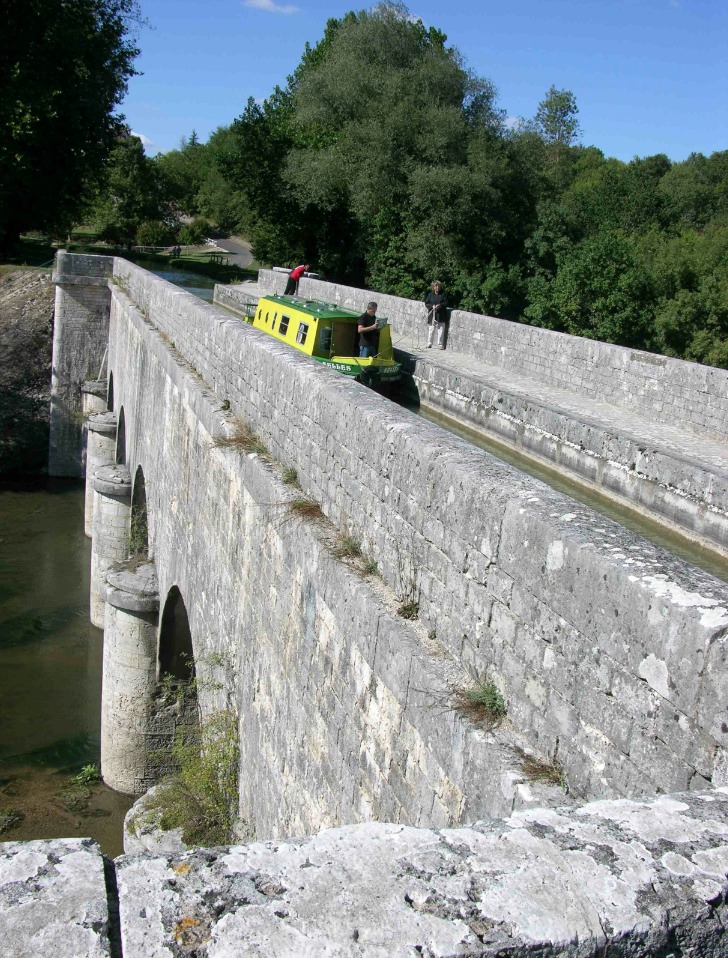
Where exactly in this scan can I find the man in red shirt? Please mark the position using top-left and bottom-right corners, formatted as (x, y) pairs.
(284, 263), (310, 296)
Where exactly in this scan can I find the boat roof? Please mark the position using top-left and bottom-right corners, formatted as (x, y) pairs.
(259, 294), (362, 322)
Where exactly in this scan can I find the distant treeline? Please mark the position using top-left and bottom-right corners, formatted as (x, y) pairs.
(10, 2), (727, 367)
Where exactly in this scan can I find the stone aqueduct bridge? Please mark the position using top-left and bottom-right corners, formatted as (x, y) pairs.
(9, 249), (728, 954)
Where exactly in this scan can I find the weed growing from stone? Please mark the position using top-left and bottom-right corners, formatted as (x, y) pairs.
(70, 409), (91, 427)
(361, 556), (379, 576)
(332, 534), (362, 560)
(395, 538), (420, 620)
(146, 709), (240, 847)
(0, 806), (23, 834)
(515, 747), (567, 790)
(282, 466), (300, 487)
(214, 418), (268, 456)
(453, 679), (506, 729)
(286, 497), (324, 522)
(74, 763), (101, 785)
(129, 505), (148, 557)
(397, 599), (420, 619)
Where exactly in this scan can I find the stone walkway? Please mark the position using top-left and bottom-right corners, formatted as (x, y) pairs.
(392, 328), (728, 476)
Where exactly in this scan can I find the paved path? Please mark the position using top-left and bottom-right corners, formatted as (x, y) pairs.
(392, 329), (728, 476)
(213, 236), (253, 269)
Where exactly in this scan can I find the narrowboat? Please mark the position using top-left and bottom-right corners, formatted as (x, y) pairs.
(243, 295), (402, 386)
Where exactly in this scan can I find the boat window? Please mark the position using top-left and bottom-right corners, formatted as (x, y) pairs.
(272, 312), (278, 331)
(265, 311), (270, 325)
(319, 327), (333, 353)
(296, 322), (309, 345)
(279, 314), (290, 335)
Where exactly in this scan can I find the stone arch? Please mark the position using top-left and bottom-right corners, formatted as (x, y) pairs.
(158, 586), (195, 682)
(107, 372), (114, 411)
(130, 465), (149, 557)
(116, 406), (126, 465)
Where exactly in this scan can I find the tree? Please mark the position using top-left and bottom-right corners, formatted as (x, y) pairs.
(0, 0), (141, 253)
(525, 229), (654, 348)
(535, 86), (581, 147)
(90, 135), (163, 247)
(155, 132), (208, 215)
(194, 126), (250, 233)
(226, 2), (527, 290)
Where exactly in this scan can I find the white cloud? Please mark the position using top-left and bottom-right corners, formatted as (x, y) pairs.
(243, 0), (299, 13)
(131, 130), (156, 151)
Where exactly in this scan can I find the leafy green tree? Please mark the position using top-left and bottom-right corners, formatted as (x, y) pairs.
(561, 153), (670, 236)
(535, 86), (581, 147)
(525, 229), (654, 347)
(658, 151), (728, 230)
(155, 132), (207, 214)
(193, 127), (249, 233)
(0, 0), (142, 253)
(226, 1), (539, 296)
(91, 135), (164, 247)
(638, 225), (728, 365)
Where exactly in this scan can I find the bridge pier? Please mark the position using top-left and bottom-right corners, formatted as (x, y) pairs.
(84, 412), (117, 538)
(48, 252), (113, 477)
(76, 380), (109, 488)
(101, 562), (159, 794)
(90, 464), (131, 627)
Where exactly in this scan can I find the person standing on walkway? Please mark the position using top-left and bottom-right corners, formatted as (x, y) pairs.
(358, 302), (379, 358)
(284, 263), (310, 296)
(424, 280), (448, 349)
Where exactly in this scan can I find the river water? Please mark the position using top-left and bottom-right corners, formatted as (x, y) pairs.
(0, 266), (213, 856)
(0, 480), (133, 856)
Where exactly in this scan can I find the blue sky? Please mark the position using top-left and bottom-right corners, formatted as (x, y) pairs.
(123, 0), (727, 163)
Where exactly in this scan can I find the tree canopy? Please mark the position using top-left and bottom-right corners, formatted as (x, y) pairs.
(41, 0), (728, 369)
(0, 0), (141, 251)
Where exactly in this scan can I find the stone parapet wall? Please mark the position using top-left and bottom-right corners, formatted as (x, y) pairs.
(111, 257), (728, 807)
(114, 787), (728, 957)
(0, 838), (113, 958)
(405, 356), (728, 553)
(213, 280), (257, 318)
(4, 789), (728, 957)
(48, 252), (113, 476)
(108, 269), (563, 835)
(257, 268), (728, 443)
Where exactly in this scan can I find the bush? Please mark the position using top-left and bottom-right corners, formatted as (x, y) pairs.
(453, 678), (506, 728)
(136, 220), (175, 247)
(178, 217), (212, 246)
(148, 709), (240, 846)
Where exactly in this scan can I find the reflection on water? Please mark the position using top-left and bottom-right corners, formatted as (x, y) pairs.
(145, 263), (216, 302)
(0, 480), (133, 856)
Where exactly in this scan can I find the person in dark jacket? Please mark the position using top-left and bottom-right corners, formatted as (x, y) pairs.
(284, 263), (310, 296)
(424, 281), (448, 349)
(358, 302), (379, 357)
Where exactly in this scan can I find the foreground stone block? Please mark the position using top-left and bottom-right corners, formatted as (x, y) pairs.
(116, 789), (728, 957)
(0, 838), (111, 958)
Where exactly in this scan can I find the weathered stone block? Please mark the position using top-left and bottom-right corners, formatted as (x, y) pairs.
(0, 838), (111, 958)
